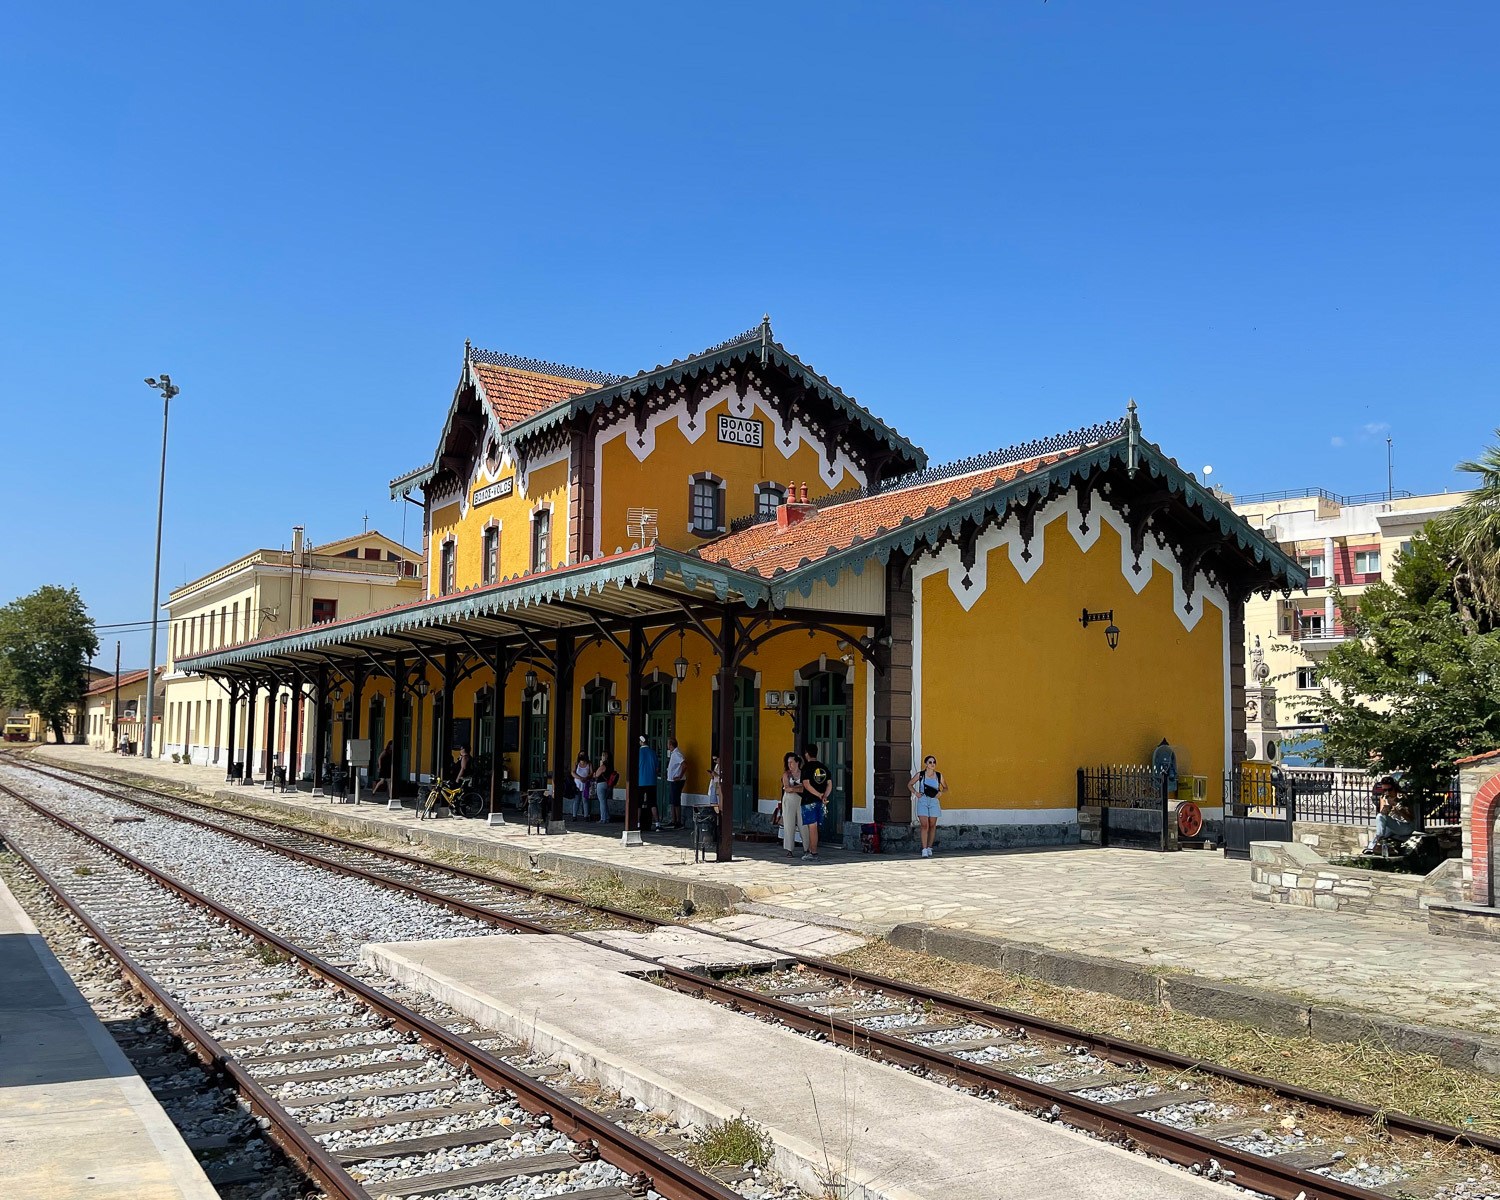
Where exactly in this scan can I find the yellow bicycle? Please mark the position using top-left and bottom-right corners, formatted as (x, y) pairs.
(420, 777), (486, 820)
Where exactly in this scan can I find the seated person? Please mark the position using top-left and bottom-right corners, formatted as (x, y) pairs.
(1365, 776), (1412, 853)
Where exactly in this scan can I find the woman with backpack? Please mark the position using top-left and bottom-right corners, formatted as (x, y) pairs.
(593, 752), (618, 823)
(909, 754), (948, 858)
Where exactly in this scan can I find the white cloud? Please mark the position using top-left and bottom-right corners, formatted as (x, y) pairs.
(1330, 436), (1345, 447)
(1362, 422), (1390, 436)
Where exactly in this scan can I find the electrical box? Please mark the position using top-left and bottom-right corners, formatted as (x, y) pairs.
(346, 739), (372, 767)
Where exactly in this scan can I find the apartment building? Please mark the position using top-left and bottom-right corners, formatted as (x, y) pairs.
(1231, 487), (1469, 762)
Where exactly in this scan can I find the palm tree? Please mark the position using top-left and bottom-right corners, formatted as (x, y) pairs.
(1437, 430), (1500, 632)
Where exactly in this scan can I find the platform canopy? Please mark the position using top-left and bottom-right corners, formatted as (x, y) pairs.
(176, 546), (778, 682)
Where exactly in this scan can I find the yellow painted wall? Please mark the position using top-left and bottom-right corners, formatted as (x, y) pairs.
(430, 459), (570, 596)
(392, 619), (866, 809)
(917, 516), (1226, 809)
(595, 392), (861, 556)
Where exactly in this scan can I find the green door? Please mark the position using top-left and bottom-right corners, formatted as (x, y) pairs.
(367, 698), (385, 787)
(713, 676), (758, 826)
(806, 672), (851, 839)
(643, 682), (675, 822)
(522, 689), (549, 788)
(399, 704), (411, 791)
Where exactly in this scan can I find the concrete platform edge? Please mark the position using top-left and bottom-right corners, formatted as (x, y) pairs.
(362, 941), (910, 1200)
(888, 922), (1500, 1077)
(0, 879), (219, 1200)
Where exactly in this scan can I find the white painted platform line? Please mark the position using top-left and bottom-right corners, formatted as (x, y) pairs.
(0, 880), (219, 1200)
(362, 935), (1239, 1200)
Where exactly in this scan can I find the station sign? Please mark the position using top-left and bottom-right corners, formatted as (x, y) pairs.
(717, 415), (764, 447)
(473, 476), (515, 507)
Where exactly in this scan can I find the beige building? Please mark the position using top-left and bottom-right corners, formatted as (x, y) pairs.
(160, 528), (420, 769)
(81, 668), (164, 753)
(1230, 486), (1469, 763)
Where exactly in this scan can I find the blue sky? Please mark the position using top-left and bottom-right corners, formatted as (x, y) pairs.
(2, 2), (1496, 669)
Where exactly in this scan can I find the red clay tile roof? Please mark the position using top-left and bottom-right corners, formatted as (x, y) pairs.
(471, 361), (603, 429)
(1456, 747), (1500, 766)
(703, 451), (1078, 576)
(85, 668), (162, 696)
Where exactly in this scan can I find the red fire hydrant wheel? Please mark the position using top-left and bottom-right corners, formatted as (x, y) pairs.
(1177, 801), (1203, 838)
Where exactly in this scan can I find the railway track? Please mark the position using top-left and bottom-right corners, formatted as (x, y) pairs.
(6, 756), (1500, 1200)
(0, 774), (758, 1200)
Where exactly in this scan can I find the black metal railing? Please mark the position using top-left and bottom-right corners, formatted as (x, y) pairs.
(1078, 764), (1172, 851)
(1225, 766), (1461, 830)
(1077, 764), (1170, 809)
(1232, 486), (1414, 507)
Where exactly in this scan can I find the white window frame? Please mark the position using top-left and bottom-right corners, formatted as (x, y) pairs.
(754, 481), (787, 523)
(1354, 549), (1381, 575)
(688, 472), (726, 537)
(530, 503), (554, 573)
(1300, 554), (1325, 579)
(1296, 666), (1319, 690)
(439, 535), (457, 596)
(481, 519), (502, 585)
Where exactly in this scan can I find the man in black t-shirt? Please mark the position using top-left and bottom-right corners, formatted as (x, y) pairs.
(799, 743), (831, 860)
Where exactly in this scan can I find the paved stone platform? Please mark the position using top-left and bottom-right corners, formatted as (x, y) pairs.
(363, 933), (1238, 1200)
(0, 875), (218, 1200)
(32, 744), (1500, 1038)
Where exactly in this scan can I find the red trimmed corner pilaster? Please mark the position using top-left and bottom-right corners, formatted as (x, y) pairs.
(1473, 775), (1499, 907)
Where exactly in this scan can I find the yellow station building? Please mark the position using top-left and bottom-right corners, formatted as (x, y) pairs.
(161, 529), (421, 772)
(81, 667), (164, 753)
(178, 321), (1302, 855)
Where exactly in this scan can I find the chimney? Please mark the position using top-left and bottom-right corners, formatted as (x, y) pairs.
(777, 481), (815, 529)
(292, 526), (305, 556)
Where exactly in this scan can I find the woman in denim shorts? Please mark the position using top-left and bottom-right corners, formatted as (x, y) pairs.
(909, 754), (948, 857)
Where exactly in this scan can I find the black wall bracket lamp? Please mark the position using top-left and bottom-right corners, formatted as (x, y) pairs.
(1080, 608), (1122, 650)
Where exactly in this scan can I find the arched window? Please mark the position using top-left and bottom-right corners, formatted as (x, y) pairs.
(482, 523), (500, 584)
(530, 507), (552, 571)
(754, 482), (787, 523)
(439, 538), (456, 595)
(688, 473), (726, 537)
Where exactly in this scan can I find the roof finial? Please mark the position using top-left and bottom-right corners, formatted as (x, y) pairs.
(1126, 397), (1140, 477)
(760, 313), (772, 365)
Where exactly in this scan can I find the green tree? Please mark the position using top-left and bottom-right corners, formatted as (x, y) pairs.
(0, 586), (99, 744)
(1436, 429), (1500, 632)
(1313, 528), (1500, 804)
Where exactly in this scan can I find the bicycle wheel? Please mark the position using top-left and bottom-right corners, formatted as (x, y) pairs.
(459, 790), (486, 819)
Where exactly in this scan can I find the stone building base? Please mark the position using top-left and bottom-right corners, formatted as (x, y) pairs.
(1250, 841), (1467, 923)
(840, 820), (1079, 853)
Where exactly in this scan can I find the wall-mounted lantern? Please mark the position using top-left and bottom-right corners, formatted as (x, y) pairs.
(523, 668), (539, 693)
(1080, 608), (1121, 651)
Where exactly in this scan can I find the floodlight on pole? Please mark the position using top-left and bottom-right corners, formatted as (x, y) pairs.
(141, 374), (182, 761)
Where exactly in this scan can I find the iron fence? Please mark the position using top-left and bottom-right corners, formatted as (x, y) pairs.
(1226, 766), (1461, 829)
(1078, 764), (1171, 850)
(1077, 764), (1170, 809)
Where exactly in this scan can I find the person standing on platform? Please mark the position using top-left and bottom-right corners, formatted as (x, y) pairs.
(572, 751), (593, 820)
(593, 751), (615, 823)
(799, 743), (830, 860)
(371, 740), (394, 793)
(779, 751), (804, 857)
(636, 735), (658, 833)
(908, 754), (948, 857)
(666, 736), (686, 829)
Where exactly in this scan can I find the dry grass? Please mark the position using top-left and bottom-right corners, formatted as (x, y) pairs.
(832, 942), (1500, 1138)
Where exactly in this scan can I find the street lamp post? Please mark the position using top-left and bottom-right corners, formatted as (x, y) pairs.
(141, 375), (180, 761)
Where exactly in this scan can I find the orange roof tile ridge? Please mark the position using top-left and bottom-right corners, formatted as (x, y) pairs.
(467, 346), (625, 386)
